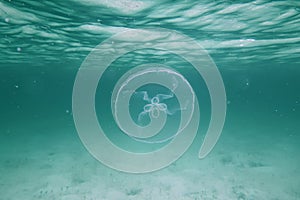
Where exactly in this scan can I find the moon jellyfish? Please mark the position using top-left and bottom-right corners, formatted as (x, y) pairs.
(111, 64), (195, 144)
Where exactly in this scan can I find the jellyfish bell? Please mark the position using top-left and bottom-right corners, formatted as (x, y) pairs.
(111, 64), (195, 144)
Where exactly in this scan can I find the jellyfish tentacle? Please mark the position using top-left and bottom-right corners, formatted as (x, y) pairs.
(165, 108), (177, 115)
(138, 110), (150, 124)
(156, 93), (174, 101)
(166, 100), (190, 115)
(157, 103), (167, 112)
(134, 90), (151, 103)
(141, 91), (151, 102)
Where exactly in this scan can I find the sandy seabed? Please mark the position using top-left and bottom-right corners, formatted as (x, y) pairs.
(1, 117), (299, 200)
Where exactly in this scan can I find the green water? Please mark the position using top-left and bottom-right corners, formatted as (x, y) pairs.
(1, 0), (300, 199)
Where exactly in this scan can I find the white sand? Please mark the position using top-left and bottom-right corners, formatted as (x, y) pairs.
(1, 120), (299, 200)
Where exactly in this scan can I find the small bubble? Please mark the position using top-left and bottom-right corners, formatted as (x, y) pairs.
(17, 47), (22, 52)
(5, 18), (10, 23)
(15, 85), (19, 89)
(66, 109), (70, 114)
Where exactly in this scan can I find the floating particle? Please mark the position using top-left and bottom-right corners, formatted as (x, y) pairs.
(5, 18), (9, 23)
(17, 47), (22, 52)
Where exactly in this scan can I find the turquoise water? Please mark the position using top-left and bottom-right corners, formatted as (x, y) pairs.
(1, 0), (300, 199)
